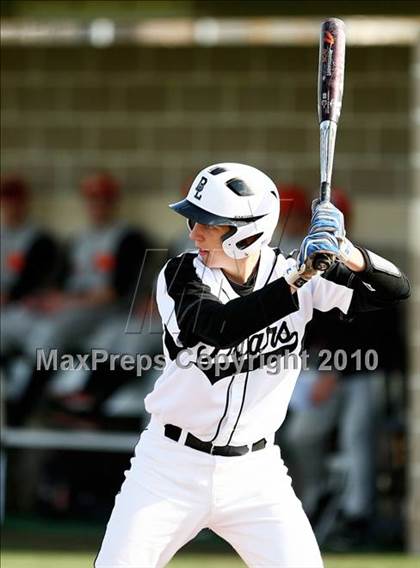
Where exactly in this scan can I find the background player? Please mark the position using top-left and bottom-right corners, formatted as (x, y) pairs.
(1, 175), (60, 422)
(3, 172), (148, 425)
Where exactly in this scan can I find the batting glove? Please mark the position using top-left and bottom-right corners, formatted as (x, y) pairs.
(284, 257), (320, 291)
(309, 199), (346, 240)
(298, 231), (341, 269)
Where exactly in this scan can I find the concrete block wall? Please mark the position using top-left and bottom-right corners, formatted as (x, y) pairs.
(0, 45), (411, 248)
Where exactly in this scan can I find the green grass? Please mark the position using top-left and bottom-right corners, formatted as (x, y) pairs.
(324, 555), (420, 568)
(2, 551), (420, 568)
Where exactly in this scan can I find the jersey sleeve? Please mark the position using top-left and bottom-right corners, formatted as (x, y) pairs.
(157, 253), (300, 349)
(311, 246), (410, 315)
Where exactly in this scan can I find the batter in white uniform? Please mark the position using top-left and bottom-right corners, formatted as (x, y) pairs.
(96, 163), (410, 568)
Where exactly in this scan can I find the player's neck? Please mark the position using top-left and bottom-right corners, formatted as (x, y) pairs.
(222, 252), (260, 285)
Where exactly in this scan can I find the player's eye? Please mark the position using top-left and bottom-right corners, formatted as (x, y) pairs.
(187, 219), (196, 231)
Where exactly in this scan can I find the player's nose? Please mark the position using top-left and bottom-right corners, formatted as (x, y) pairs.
(189, 222), (205, 241)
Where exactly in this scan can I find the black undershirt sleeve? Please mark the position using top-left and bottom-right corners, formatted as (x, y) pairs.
(181, 278), (299, 349)
(165, 254), (299, 349)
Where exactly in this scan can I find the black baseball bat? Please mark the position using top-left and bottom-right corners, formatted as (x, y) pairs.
(312, 18), (346, 272)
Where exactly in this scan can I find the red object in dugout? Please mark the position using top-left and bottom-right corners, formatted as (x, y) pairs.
(94, 253), (116, 272)
(7, 252), (26, 272)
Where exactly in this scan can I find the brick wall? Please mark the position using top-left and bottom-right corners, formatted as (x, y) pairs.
(0, 45), (411, 247)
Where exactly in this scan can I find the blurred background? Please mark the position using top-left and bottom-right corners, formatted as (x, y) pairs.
(1, 0), (419, 565)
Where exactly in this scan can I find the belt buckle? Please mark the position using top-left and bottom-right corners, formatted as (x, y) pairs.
(210, 444), (216, 455)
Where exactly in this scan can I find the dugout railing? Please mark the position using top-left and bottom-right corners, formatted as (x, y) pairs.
(0, 427), (140, 522)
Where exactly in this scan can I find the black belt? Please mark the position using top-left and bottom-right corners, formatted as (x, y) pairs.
(164, 424), (267, 457)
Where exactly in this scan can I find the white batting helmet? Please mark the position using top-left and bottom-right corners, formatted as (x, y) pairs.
(170, 163), (280, 259)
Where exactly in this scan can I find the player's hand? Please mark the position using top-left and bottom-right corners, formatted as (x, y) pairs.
(309, 199), (345, 240)
(284, 257), (320, 291)
(297, 231), (340, 270)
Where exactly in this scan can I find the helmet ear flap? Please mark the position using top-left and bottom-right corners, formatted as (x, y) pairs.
(222, 226), (267, 259)
(237, 232), (264, 250)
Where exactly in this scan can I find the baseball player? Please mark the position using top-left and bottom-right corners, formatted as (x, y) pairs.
(1, 175), (60, 420)
(96, 163), (410, 568)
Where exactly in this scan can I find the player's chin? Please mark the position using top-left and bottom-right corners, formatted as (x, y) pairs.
(202, 255), (217, 267)
(199, 249), (220, 267)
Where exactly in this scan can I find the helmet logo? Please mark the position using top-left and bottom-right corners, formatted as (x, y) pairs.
(194, 176), (207, 200)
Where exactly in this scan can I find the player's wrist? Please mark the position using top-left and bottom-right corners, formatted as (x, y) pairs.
(284, 258), (320, 291)
(339, 238), (366, 272)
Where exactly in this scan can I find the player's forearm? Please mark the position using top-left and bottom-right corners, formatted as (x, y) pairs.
(180, 277), (299, 349)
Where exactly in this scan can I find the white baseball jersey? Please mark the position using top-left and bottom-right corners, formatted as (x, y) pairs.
(144, 244), (408, 447)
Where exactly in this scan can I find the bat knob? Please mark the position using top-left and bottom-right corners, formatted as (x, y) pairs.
(312, 253), (333, 272)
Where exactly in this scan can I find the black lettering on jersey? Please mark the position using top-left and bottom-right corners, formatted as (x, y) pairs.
(197, 321), (299, 384)
(194, 176), (208, 200)
(227, 322), (294, 360)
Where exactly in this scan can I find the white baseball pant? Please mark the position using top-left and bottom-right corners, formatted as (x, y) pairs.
(95, 420), (323, 568)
